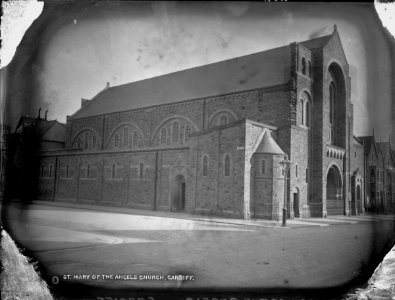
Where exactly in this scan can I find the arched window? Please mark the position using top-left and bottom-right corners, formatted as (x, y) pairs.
(77, 138), (82, 148)
(87, 164), (90, 177)
(123, 127), (129, 147)
(172, 122), (179, 143)
(301, 57), (306, 75)
(49, 165), (52, 177)
(329, 82), (336, 144)
(133, 131), (138, 147)
(305, 100), (310, 127)
(66, 165), (69, 178)
(84, 133), (89, 149)
(185, 125), (191, 142)
(295, 164), (298, 178)
(219, 115), (227, 126)
(224, 154), (231, 177)
(111, 163), (116, 178)
(261, 160), (266, 175)
(139, 163), (144, 179)
(202, 155), (208, 177)
(114, 133), (120, 148)
(160, 128), (167, 144)
(300, 99), (304, 126)
(308, 61), (312, 78)
(92, 135), (97, 149)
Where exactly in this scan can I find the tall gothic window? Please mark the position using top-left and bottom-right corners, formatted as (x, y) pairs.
(160, 128), (167, 144)
(172, 122), (179, 143)
(114, 133), (120, 148)
(111, 163), (116, 178)
(219, 115), (227, 126)
(123, 128), (129, 147)
(300, 99), (304, 126)
(329, 82), (336, 144)
(295, 164), (298, 178)
(202, 155), (208, 177)
(185, 125), (191, 142)
(92, 135), (97, 149)
(139, 163), (144, 179)
(224, 154), (231, 177)
(84, 133), (89, 149)
(133, 131), (138, 147)
(301, 57), (306, 75)
(305, 100), (311, 127)
(261, 160), (266, 175)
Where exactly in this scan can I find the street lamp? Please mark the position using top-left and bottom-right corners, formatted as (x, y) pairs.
(280, 155), (292, 226)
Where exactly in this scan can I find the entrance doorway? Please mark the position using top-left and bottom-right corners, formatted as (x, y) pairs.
(326, 165), (343, 215)
(172, 174), (186, 212)
(293, 188), (300, 218)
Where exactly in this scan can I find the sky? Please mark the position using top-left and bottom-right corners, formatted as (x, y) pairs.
(2, 1), (394, 142)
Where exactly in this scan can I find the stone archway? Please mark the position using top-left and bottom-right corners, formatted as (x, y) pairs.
(326, 165), (343, 215)
(172, 174), (186, 212)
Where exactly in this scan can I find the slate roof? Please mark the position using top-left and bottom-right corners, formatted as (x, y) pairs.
(358, 136), (376, 156)
(300, 34), (332, 50)
(15, 116), (65, 137)
(70, 31), (338, 120)
(255, 130), (285, 155)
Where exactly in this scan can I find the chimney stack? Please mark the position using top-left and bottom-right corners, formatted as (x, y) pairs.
(106, 82), (110, 88)
(45, 110), (48, 120)
(37, 108), (42, 119)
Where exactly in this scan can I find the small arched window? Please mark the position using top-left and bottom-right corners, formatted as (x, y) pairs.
(114, 133), (120, 148)
(295, 164), (298, 178)
(300, 99), (304, 126)
(301, 57), (306, 75)
(261, 160), (266, 175)
(77, 138), (82, 149)
(123, 128), (129, 147)
(308, 61), (312, 77)
(224, 154), (231, 177)
(84, 133), (89, 149)
(202, 155), (208, 177)
(49, 165), (53, 177)
(87, 164), (90, 177)
(66, 165), (69, 178)
(111, 163), (116, 178)
(305, 100), (310, 127)
(160, 128), (167, 144)
(139, 163), (144, 179)
(185, 125), (191, 142)
(219, 115), (227, 126)
(172, 122), (179, 143)
(92, 135), (97, 149)
(133, 131), (138, 147)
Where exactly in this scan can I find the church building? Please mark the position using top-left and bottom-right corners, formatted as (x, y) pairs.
(34, 26), (370, 220)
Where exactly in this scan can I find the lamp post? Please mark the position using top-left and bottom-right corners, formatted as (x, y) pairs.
(280, 155), (292, 227)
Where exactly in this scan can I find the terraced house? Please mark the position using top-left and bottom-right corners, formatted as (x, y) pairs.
(9, 26), (394, 220)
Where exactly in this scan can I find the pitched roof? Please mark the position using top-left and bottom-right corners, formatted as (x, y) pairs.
(358, 135), (376, 156)
(255, 130), (285, 155)
(71, 45), (292, 119)
(300, 34), (332, 50)
(15, 116), (65, 137)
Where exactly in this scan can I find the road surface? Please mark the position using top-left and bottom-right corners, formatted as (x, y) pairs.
(2, 200), (395, 299)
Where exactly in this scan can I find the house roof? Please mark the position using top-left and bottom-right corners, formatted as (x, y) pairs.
(358, 135), (376, 157)
(15, 116), (65, 137)
(255, 130), (285, 155)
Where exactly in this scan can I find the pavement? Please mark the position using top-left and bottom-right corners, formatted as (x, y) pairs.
(1, 199), (395, 299)
(12, 199), (395, 229)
